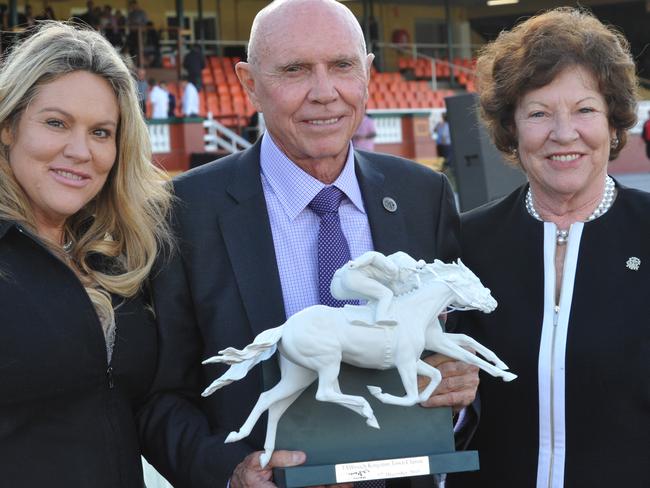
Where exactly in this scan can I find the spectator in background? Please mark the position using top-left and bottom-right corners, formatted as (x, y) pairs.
(352, 113), (377, 151)
(19, 4), (36, 27)
(166, 82), (177, 118)
(180, 77), (199, 117)
(434, 113), (452, 171)
(100, 5), (121, 46)
(127, 0), (148, 58)
(36, 6), (56, 20)
(149, 78), (169, 119)
(183, 44), (205, 90)
(136, 68), (148, 114)
(78, 1), (98, 27)
(0, 4), (7, 30)
(115, 9), (127, 41)
(643, 109), (650, 159)
(144, 21), (161, 67)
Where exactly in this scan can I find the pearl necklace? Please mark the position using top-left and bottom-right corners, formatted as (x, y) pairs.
(525, 175), (616, 245)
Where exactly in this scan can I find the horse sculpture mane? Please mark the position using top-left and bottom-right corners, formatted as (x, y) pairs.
(202, 253), (515, 467)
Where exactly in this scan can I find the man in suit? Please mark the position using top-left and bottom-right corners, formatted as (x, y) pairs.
(139, 1), (478, 487)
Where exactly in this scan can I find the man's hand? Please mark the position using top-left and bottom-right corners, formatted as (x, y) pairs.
(231, 450), (305, 488)
(231, 450), (354, 488)
(418, 353), (479, 414)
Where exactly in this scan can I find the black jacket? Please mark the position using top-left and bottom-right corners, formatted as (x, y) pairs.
(0, 219), (156, 487)
(138, 142), (461, 487)
(449, 183), (650, 487)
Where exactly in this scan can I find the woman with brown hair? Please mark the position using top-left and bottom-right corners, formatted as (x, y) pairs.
(450, 8), (648, 488)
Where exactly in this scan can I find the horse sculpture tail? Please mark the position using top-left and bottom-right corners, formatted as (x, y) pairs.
(201, 324), (284, 397)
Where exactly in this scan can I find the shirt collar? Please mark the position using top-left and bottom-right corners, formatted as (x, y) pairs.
(260, 132), (365, 221)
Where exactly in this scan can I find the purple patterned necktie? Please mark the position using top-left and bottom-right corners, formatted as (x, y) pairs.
(309, 186), (355, 307)
(310, 187), (384, 488)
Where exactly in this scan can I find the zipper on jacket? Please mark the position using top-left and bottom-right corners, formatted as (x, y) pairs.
(106, 365), (115, 389)
(547, 304), (560, 488)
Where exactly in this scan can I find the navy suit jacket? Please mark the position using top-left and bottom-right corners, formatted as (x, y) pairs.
(138, 140), (460, 488)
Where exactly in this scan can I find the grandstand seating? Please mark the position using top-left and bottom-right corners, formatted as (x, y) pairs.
(367, 70), (455, 109)
(148, 56), (475, 121)
(397, 56), (476, 92)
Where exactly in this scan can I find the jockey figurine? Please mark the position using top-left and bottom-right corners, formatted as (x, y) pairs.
(331, 251), (426, 325)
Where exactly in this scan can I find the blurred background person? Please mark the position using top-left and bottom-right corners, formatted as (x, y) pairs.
(127, 0), (148, 58)
(180, 76), (199, 117)
(165, 81), (176, 118)
(352, 112), (377, 151)
(100, 4), (122, 47)
(144, 20), (161, 67)
(136, 67), (148, 114)
(148, 78), (169, 119)
(18, 3), (36, 27)
(449, 8), (648, 488)
(0, 22), (172, 487)
(183, 43), (205, 91)
(78, 0), (98, 27)
(434, 113), (452, 172)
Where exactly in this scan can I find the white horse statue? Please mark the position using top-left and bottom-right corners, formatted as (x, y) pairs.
(202, 256), (516, 467)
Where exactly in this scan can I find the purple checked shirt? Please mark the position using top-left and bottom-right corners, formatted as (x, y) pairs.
(260, 132), (375, 319)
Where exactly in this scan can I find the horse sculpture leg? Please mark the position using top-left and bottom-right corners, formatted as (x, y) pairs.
(225, 363), (318, 446)
(314, 361), (379, 429)
(428, 332), (517, 382)
(416, 359), (443, 403)
(258, 363), (317, 467)
(366, 360), (422, 406)
(444, 333), (509, 370)
(259, 388), (306, 468)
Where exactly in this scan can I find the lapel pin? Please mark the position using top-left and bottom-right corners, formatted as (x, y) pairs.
(382, 197), (397, 213)
(626, 257), (640, 271)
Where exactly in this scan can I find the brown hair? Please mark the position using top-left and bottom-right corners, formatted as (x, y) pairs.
(475, 7), (638, 164)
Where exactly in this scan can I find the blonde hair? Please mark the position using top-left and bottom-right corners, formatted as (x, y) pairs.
(0, 22), (173, 336)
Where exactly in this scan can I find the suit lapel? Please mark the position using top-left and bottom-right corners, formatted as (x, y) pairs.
(219, 143), (287, 337)
(355, 152), (408, 254)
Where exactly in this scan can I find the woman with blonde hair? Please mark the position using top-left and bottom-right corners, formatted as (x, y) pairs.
(0, 22), (172, 487)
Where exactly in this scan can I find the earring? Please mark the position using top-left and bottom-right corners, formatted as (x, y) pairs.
(611, 137), (619, 149)
(512, 147), (519, 157)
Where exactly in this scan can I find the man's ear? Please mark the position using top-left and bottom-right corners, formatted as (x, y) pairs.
(365, 53), (375, 78)
(1, 126), (13, 147)
(235, 61), (262, 111)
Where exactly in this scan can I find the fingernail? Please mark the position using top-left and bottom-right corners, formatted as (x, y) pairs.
(293, 451), (306, 464)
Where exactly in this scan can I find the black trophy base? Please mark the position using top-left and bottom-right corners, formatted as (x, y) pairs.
(269, 363), (479, 487)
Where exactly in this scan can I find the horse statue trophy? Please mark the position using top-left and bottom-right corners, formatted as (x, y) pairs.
(202, 252), (515, 486)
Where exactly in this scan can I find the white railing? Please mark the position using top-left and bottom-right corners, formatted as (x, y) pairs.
(203, 113), (252, 153)
(373, 116), (402, 144)
(369, 108), (447, 145)
(148, 124), (171, 154)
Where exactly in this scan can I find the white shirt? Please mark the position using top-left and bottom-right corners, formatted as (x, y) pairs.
(182, 82), (199, 117)
(149, 85), (169, 119)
